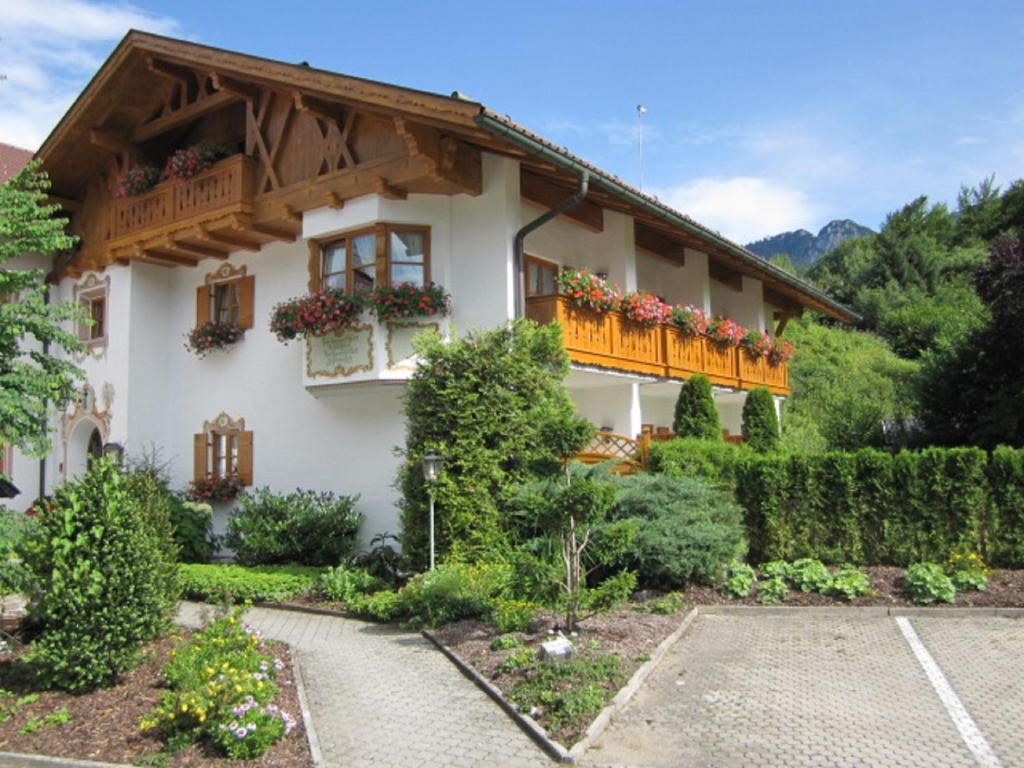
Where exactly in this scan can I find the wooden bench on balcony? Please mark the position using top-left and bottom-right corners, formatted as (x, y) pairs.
(527, 295), (790, 395)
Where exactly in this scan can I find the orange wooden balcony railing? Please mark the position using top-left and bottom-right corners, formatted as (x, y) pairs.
(526, 295), (790, 395)
(108, 154), (257, 244)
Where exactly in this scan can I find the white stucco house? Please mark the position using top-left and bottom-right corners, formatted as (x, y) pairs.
(2, 32), (855, 539)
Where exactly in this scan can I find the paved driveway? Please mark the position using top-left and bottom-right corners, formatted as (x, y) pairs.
(583, 611), (1024, 768)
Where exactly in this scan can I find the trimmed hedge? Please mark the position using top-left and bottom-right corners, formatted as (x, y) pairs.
(647, 437), (750, 486)
(178, 563), (322, 603)
(736, 447), (1024, 567)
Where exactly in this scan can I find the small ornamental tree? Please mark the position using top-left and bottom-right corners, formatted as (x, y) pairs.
(0, 161), (84, 457)
(742, 387), (780, 452)
(399, 320), (592, 568)
(673, 374), (721, 440)
(20, 458), (179, 690)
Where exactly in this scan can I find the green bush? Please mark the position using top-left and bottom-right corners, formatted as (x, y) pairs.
(399, 321), (591, 568)
(634, 591), (686, 615)
(20, 459), (178, 690)
(0, 508), (36, 596)
(904, 563), (956, 605)
(317, 566), (380, 603)
(508, 653), (623, 733)
(394, 561), (511, 628)
(742, 387), (780, 452)
(723, 562), (756, 598)
(987, 446), (1024, 567)
(737, 447), (1008, 566)
(490, 634), (524, 651)
(171, 498), (218, 563)
(226, 488), (362, 566)
(758, 560), (790, 581)
(646, 438), (749, 487)
(788, 558), (832, 593)
(757, 576), (789, 604)
(672, 374), (721, 440)
(492, 598), (536, 633)
(347, 589), (402, 621)
(178, 564), (321, 603)
(602, 474), (746, 589)
(945, 551), (989, 592)
(829, 567), (873, 600)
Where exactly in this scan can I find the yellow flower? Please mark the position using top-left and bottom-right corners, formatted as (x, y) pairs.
(180, 703), (188, 712)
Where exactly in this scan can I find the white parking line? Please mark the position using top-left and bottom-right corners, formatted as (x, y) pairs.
(896, 616), (1002, 768)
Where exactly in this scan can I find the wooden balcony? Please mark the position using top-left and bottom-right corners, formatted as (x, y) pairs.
(105, 155), (291, 266)
(526, 295), (790, 395)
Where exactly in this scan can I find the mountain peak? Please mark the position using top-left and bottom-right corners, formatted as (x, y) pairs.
(746, 219), (873, 267)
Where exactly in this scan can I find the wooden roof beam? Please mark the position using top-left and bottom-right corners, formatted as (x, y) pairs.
(146, 56), (194, 85)
(293, 91), (343, 125)
(521, 168), (603, 232)
(88, 128), (132, 155)
(374, 177), (407, 200)
(635, 223), (686, 266)
(209, 71), (259, 101)
(132, 90), (238, 142)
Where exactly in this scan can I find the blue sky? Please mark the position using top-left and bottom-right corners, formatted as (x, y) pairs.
(2, 1), (1023, 243)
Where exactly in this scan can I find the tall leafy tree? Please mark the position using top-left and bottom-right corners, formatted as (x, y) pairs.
(0, 161), (84, 457)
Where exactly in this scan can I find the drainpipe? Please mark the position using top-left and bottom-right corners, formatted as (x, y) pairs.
(38, 287), (50, 502)
(512, 171), (589, 318)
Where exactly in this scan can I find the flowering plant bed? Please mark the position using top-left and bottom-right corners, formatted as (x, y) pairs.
(270, 289), (366, 342)
(369, 282), (452, 321)
(740, 329), (772, 358)
(164, 141), (230, 181)
(671, 304), (709, 336)
(767, 338), (795, 366)
(0, 625), (311, 767)
(619, 291), (672, 327)
(185, 320), (243, 358)
(555, 267), (621, 314)
(705, 316), (746, 347)
(112, 163), (162, 197)
(187, 475), (244, 504)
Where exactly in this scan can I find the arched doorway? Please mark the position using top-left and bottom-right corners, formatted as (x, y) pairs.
(65, 417), (106, 479)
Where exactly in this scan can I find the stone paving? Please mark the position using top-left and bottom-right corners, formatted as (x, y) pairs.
(582, 613), (1018, 768)
(177, 603), (550, 768)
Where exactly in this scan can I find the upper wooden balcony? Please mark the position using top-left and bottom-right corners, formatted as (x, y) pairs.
(526, 295), (790, 395)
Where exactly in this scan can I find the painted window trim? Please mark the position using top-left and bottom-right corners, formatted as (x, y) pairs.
(307, 222), (431, 293)
(196, 263), (254, 331)
(73, 274), (110, 349)
(194, 412), (253, 485)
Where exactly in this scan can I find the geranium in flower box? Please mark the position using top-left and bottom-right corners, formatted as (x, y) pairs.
(188, 475), (244, 504)
(740, 329), (772, 358)
(369, 282), (452, 322)
(767, 339), (795, 366)
(620, 291), (672, 327)
(705, 317), (746, 347)
(112, 164), (162, 198)
(164, 141), (230, 181)
(269, 289), (366, 343)
(671, 305), (709, 336)
(554, 267), (621, 314)
(185, 321), (244, 358)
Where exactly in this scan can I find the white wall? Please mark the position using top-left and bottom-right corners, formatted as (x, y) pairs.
(710, 274), (766, 330)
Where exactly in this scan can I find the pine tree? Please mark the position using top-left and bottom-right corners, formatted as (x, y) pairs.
(742, 387), (780, 452)
(0, 161), (84, 457)
(672, 374), (721, 440)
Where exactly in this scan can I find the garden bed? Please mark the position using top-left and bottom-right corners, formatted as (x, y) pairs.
(432, 602), (684, 747)
(0, 631), (312, 767)
(685, 566), (1024, 608)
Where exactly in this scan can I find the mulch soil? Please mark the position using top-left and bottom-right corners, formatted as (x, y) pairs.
(684, 566), (1024, 608)
(433, 605), (683, 746)
(0, 631), (312, 767)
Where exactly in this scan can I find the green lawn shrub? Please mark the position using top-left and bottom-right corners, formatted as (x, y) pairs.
(171, 498), (218, 563)
(757, 576), (788, 604)
(507, 653), (624, 734)
(602, 474), (746, 589)
(316, 566), (380, 603)
(140, 608), (296, 759)
(828, 567), (873, 600)
(758, 560), (790, 581)
(646, 438), (750, 487)
(393, 561), (511, 628)
(723, 562), (756, 598)
(226, 488), (362, 567)
(20, 459), (178, 690)
(787, 558), (832, 592)
(945, 551), (989, 592)
(742, 386), (780, 452)
(492, 597), (536, 633)
(904, 563), (956, 605)
(735, 446), (1021, 566)
(633, 591), (686, 614)
(672, 374), (721, 440)
(178, 564), (321, 603)
(0, 507), (36, 596)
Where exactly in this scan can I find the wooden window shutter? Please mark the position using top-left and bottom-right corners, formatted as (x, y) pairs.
(193, 433), (209, 482)
(196, 285), (211, 327)
(236, 276), (255, 330)
(236, 430), (254, 485)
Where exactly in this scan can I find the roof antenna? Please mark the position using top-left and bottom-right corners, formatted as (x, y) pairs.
(636, 104), (647, 191)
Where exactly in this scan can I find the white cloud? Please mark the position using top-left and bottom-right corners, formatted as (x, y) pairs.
(653, 176), (818, 244)
(0, 0), (181, 149)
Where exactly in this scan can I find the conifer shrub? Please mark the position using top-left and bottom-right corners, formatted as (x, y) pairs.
(399, 321), (591, 568)
(20, 458), (179, 690)
(741, 386), (779, 452)
(672, 374), (721, 440)
(646, 437), (750, 487)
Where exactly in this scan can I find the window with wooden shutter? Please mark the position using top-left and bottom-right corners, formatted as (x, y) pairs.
(198, 264), (253, 330)
(194, 413), (252, 486)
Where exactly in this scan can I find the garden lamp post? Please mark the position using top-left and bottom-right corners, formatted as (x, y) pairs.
(421, 451), (444, 571)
